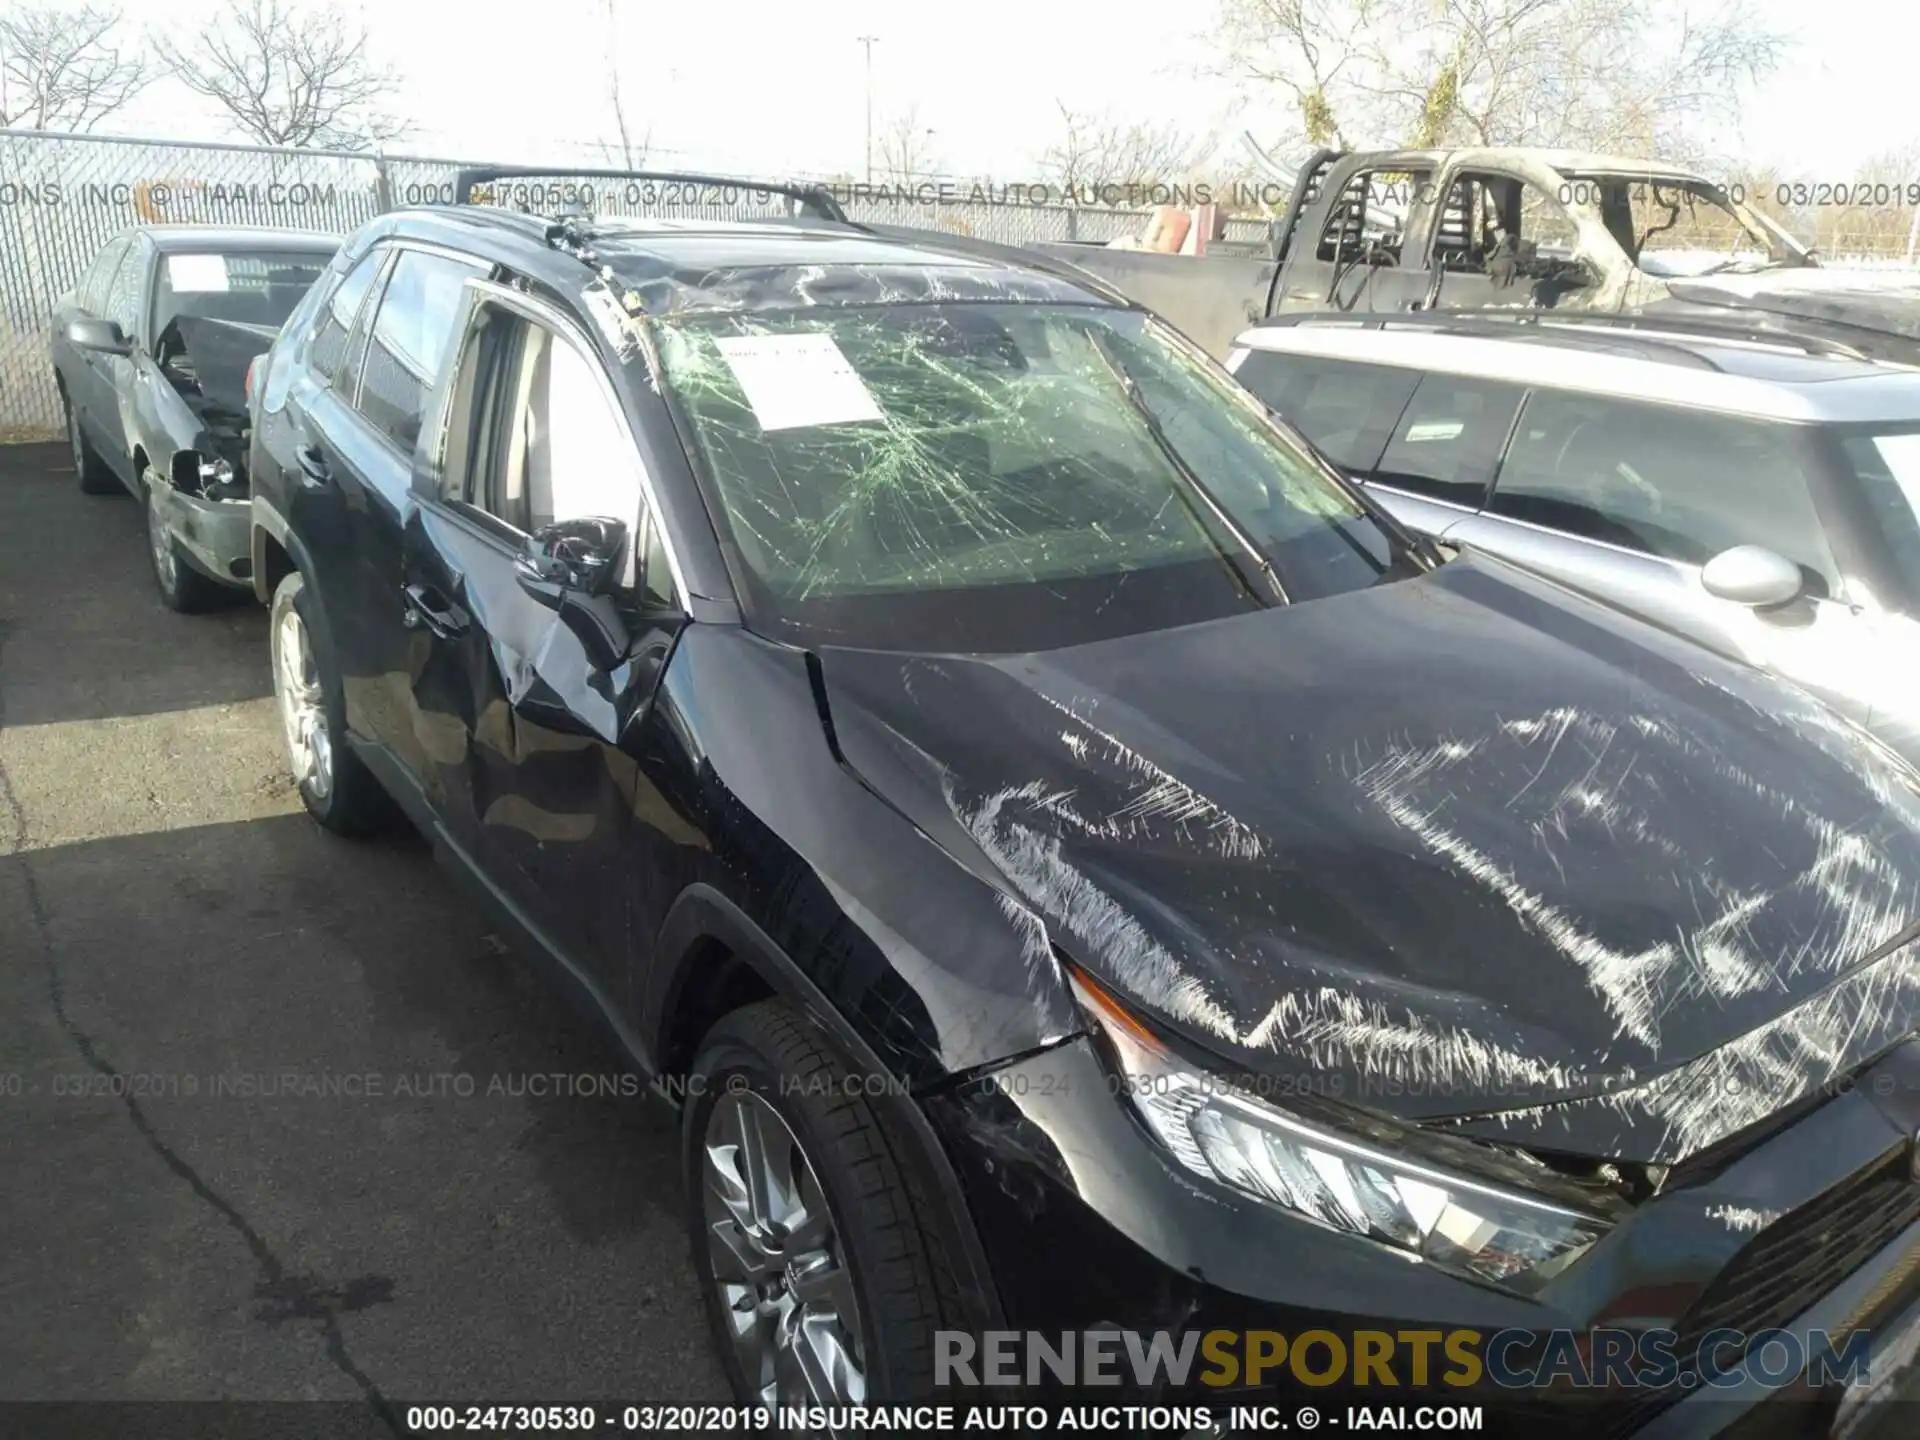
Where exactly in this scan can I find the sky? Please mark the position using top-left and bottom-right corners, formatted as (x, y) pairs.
(86, 0), (1920, 184)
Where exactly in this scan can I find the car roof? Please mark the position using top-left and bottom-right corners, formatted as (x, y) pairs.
(1233, 317), (1920, 425)
(135, 225), (341, 253)
(374, 207), (1125, 316)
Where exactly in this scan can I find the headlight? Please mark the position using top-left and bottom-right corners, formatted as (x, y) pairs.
(1070, 969), (1612, 1295)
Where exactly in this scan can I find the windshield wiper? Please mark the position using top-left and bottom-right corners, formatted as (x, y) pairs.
(1083, 328), (1290, 605)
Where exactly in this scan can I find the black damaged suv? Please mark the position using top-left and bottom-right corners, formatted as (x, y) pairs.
(250, 168), (1920, 1433)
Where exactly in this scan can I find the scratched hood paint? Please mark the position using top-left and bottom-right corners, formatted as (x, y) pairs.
(817, 554), (1920, 1164)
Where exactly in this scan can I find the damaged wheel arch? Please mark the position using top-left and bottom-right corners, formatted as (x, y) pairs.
(644, 882), (1011, 1333)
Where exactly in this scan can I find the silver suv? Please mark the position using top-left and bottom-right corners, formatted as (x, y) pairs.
(1228, 313), (1920, 767)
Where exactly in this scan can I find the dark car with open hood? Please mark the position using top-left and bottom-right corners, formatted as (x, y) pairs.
(246, 168), (1920, 1437)
(51, 225), (336, 611)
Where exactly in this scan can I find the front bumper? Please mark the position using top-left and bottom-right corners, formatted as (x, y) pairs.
(925, 1036), (1920, 1438)
(153, 476), (252, 588)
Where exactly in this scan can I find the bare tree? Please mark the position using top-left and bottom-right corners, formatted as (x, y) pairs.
(874, 106), (941, 185)
(598, 0), (648, 168)
(0, 2), (150, 131)
(1038, 101), (1209, 201)
(154, 0), (405, 150)
(1213, 0), (1787, 158)
(1774, 142), (1920, 261)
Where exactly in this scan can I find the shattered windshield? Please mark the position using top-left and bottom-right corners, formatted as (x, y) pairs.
(656, 303), (1420, 650)
(1558, 174), (1801, 276)
(152, 250), (332, 336)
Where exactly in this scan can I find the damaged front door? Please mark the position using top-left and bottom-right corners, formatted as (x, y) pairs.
(1421, 167), (1597, 312)
(403, 285), (686, 1007)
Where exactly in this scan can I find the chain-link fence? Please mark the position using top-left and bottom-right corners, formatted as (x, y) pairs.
(0, 131), (394, 436)
(2, 128), (1271, 437)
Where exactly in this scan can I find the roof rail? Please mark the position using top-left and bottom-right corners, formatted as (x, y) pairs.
(447, 165), (849, 224)
(1251, 310), (1728, 370)
(1259, 307), (1875, 362)
(1458, 308), (1875, 361)
(857, 223), (1139, 307)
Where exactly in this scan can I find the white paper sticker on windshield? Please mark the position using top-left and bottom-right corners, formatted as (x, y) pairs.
(714, 333), (884, 431)
(167, 254), (231, 293)
(1404, 420), (1464, 443)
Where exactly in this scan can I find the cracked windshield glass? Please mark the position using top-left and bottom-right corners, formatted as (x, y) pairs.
(656, 303), (1420, 650)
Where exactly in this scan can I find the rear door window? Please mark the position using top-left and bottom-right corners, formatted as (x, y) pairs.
(104, 239), (148, 341)
(1233, 350), (1420, 473)
(1313, 169), (1430, 267)
(1372, 374), (1523, 507)
(79, 238), (128, 313)
(309, 249), (387, 385)
(354, 250), (485, 455)
(1490, 390), (1840, 595)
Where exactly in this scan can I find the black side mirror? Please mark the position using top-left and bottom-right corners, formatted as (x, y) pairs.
(66, 317), (131, 356)
(515, 516), (632, 670)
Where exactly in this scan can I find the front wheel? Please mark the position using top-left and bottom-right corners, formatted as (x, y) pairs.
(146, 474), (225, 613)
(270, 571), (390, 835)
(684, 1001), (963, 1418)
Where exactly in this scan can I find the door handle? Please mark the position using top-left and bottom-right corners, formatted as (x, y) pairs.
(294, 444), (332, 487)
(401, 582), (468, 639)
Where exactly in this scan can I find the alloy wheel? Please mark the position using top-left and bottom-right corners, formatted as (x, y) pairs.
(273, 604), (333, 802)
(147, 481), (178, 593)
(701, 1088), (867, 1417)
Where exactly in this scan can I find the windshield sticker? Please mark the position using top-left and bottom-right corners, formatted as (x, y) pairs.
(713, 333), (885, 432)
(1403, 420), (1464, 443)
(166, 254), (231, 293)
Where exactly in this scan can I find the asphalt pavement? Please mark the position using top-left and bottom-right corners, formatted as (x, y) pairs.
(0, 441), (726, 1421)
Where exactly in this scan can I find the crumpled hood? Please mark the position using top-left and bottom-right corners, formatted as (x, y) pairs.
(170, 315), (279, 418)
(1668, 270), (1920, 346)
(817, 555), (1920, 1164)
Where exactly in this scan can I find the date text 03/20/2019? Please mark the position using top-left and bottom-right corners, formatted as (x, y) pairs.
(404, 1401), (1487, 1433)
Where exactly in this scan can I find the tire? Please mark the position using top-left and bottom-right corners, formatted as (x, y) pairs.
(63, 393), (118, 495)
(145, 472), (226, 614)
(684, 1000), (966, 1414)
(270, 570), (390, 835)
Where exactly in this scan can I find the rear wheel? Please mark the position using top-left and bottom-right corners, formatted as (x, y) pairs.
(146, 473), (225, 613)
(684, 1001), (963, 1415)
(271, 571), (390, 835)
(64, 395), (117, 495)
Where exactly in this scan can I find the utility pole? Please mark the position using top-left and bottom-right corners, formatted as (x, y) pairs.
(857, 35), (879, 183)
